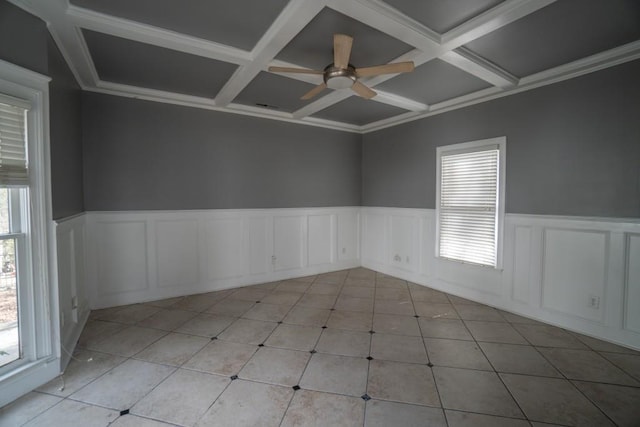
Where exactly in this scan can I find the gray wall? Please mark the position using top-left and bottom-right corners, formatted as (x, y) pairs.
(362, 59), (640, 218)
(82, 93), (362, 210)
(0, 0), (85, 219)
(48, 36), (85, 219)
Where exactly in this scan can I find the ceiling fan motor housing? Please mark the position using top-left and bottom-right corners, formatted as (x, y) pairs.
(324, 64), (357, 89)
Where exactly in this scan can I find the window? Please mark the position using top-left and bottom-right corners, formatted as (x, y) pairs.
(436, 137), (506, 268)
(0, 59), (56, 407)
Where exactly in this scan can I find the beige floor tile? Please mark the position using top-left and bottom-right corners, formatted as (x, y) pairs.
(296, 293), (337, 309)
(37, 350), (125, 396)
(0, 392), (62, 427)
(344, 277), (375, 288)
(371, 333), (427, 364)
(454, 305), (505, 322)
(134, 332), (209, 366)
(300, 353), (368, 396)
(445, 410), (530, 427)
(197, 380), (293, 427)
(143, 296), (184, 308)
(573, 333), (640, 354)
(23, 400), (119, 427)
(307, 282), (342, 295)
(264, 324), (322, 351)
(95, 304), (161, 325)
(601, 352), (640, 380)
(69, 359), (175, 410)
(242, 302), (291, 322)
(136, 308), (197, 331)
(375, 287), (411, 301)
(87, 326), (167, 357)
(365, 400), (446, 427)
(76, 320), (127, 348)
(109, 414), (174, 426)
(173, 313), (235, 337)
(409, 287), (450, 303)
(512, 324), (587, 349)
(425, 338), (492, 370)
(217, 318), (277, 344)
(498, 311), (544, 325)
(239, 347), (310, 386)
(573, 381), (640, 427)
(334, 296), (374, 313)
(374, 299), (415, 316)
(500, 373), (614, 426)
(433, 367), (523, 419)
(326, 310), (373, 332)
(418, 318), (473, 340)
(372, 313), (421, 336)
(170, 294), (222, 312)
(447, 295), (481, 305)
(375, 277), (407, 289)
(206, 298), (255, 317)
(367, 359), (440, 407)
(228, 287), (271, 301)
(478, 342), (561, 377)
(348, 268), (376, 280)
(465, 321), (528, 344)
(275, 281), (311, 293)
(340, 286), (375, 298)
(538, 347), (639, 385)
(282, 390), (364, 427)
(283, 306), (331, 327)
(183, 340), (256, 376)
(131, 369), (229, 426)
(315, 272), (347, 285)
(414, 302), (459, 319)
(261, 291), (303, 306)
(315, 328), (371, 357)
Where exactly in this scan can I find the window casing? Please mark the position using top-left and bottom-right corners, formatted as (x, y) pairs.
(435, 137), (506, 269)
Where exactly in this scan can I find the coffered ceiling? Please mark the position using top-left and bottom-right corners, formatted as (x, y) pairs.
(9, 0), (640, 133)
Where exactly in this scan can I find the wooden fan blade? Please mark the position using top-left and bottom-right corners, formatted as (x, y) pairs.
(351, 81), (376, 99)
(333, 34), (353, 69)
(301, 83), (327, 100)
(356, 61), (415, 77)
(268, 66), (323, 75)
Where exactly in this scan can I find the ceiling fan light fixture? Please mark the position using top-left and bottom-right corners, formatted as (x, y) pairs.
(324, 65), (356, 90)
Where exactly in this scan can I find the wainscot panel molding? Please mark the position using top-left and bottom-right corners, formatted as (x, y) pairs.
(85, 208), (360, 308)
(361, 207), (640, 350)
(55, 213), (90, 370)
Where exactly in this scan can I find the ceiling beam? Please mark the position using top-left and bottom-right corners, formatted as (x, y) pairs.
(214, 0), (328, 107)
(66, 5), (251, 66)
(440, 48), (519, 88)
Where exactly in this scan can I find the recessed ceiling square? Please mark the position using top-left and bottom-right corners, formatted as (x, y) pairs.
(382, 0), (504, 34)
(234, 72), (322, 113)
(464, 0), (640, 77)
(312, 95), (409, 126)
(276, 7), (414, 71)
(83, 30), (238, 98)
(71, 0), (290, 50)
(376, 58), (491, 105)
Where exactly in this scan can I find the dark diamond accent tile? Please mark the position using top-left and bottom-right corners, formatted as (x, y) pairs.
(230, 374), (238, 380)
(292, 385), (301, 391)
(367, 356), (373, 361)
(120, 409), (130, 416)
(361, 393), (371, 401)
(259, 343), (265, 347)
(427, 362), (434, 367)
(310, 350), (317, 354)
(211, 336), (218, 340)
(278, 321), (283, 324)
(414, 315), (420, 318)
(330, 308), (336, 311)
(322, 326), (328, 329)
(369, 330), (375, 334)
(256, 301), (261, 303)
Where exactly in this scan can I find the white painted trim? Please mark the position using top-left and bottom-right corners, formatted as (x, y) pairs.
(440, 48), (518, 88)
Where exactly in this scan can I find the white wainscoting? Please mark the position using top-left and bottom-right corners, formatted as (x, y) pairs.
(55, 214), (90, 369)
(85, 207), (360, 308)
(361, 207), (640, 350)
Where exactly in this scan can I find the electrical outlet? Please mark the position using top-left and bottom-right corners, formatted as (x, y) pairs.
(394, 254), (401, 262)
(588, 295), (600, 309)
(271, 255), (276, 265)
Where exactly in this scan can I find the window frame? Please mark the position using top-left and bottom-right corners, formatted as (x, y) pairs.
(435, 137), (506, 269)
(0, 58), (57, 407)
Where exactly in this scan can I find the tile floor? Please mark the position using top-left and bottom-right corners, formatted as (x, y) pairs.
(2, 268), (640, 426)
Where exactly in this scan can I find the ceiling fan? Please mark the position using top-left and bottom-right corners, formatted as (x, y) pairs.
(268, 34), (415, 100)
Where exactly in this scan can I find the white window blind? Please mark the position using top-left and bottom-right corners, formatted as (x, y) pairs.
(438, 146), (499, 267)
(0, 99), (28, 186)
